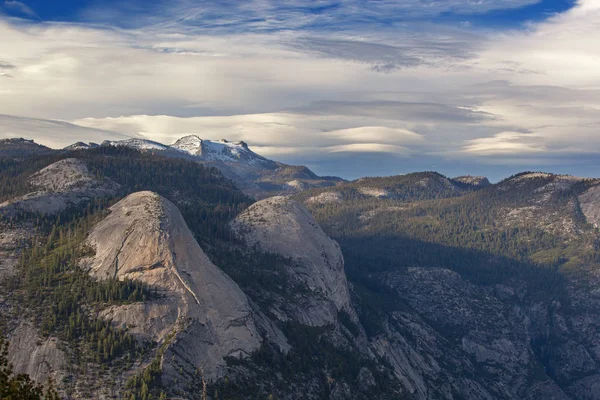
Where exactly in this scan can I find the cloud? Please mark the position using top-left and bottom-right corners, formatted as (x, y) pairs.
(251, 143), (413, 157)
(289, 28), (481, 71)
(2, 1), (37, 18)
(71, 113), (427, 150)
(0, 0), (599, 180)
(323, 126), (424, 144)
(0, 114), (132, 148)
(462, 131), (546, 155)
(326, 143), (412, 154)
(78, 0), (543, 31)
(296, 101), (496, 123)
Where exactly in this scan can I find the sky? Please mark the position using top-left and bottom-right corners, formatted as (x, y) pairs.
(0, 0), (599, 181)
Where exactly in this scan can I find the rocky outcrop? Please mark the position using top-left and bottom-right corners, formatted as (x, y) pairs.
(0, 222), (30, 279)
(453, 175), (491, 188)
(82, 191), (262, 382)
(230, 196), (354, 326)
(579, 184), (600, 227)
(0, 158), (119, 216)
(357, 187), (392, 198)
(306, 191), (343, 204)
(375, 267), (572, 400)
(7, 321), (67, 385)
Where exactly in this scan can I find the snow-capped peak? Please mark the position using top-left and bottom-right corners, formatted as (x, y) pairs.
(101, 138), (170, 151)
(170, 135), (270, 165)
(64, 141), (99, 151)
(99, 135), (275, 168)
(171, 135), (203, 155)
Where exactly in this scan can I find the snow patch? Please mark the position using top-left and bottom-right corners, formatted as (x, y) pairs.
(358, 187), (391, 198)
(102, 138), (170, 151)
(306, 192), (343, 204)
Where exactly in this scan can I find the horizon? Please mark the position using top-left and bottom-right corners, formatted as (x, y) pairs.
(1, 0), (599, 181)
(3, 134), (597, 184)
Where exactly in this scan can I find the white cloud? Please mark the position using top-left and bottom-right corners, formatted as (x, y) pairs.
(323, 126), (424, 144)
(0, 114), (130, 148)
(0, 0), (599, 178)
(78, 0), (544, 31)
(462, 132), (546, 155)
(72, 113), (426, 150)
(326, 143), (412, 154)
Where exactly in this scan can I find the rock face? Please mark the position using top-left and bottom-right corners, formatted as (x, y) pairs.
(579, 184), (600, 227)
(7, 321), (67, 385)
(83, 191), (262, 382)
(0, 158), (119, 216)
(306, 191), (343, 204)
(0, 223), (29, 279)
(171, 135), (276, 167)
(371, 267), (572, 400)
(230, 196), (354, 326)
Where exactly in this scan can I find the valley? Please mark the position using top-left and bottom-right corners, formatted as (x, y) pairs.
(1, 137), (600, 399)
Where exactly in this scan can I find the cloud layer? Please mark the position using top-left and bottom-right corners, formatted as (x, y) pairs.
(0, 0), (599, 180)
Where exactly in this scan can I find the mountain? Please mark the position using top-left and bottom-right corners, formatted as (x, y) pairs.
(0, 158), (119, 217)
(0, 147), (399, 399)
(301, 171), (476, 205)
(230, 196), (356, 327)
(101, 138), (171, 151)
(91, 135), (343, 199)
(0, 138), (54, 159)
(171, 135), (276, 167)
(3, 146), (600, 399)
(298, 171), (600, 400)
(452, 175), (491, 188)
(83, 192), (264, 386)
(63, 142), (99, 151)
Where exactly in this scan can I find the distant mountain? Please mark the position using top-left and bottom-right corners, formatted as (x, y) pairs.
(93, 135), (343, 198)
(452, 175), (491, 188)
(101, 138), (171, 151)
(171, 135), (276, 166)
(300, 171), (478, 205)
(0, 138), (54, 159)
(63, 142), (99, 151)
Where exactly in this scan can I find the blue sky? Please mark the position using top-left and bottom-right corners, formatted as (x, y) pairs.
(1, 0), (599, 182)
(2, 0), (577, 28)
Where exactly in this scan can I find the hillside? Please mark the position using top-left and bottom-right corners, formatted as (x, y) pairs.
(0, 147), (399, 399)
(2, 146), (600, 399)
(0, 138), (55, 159)
(299, 171), (600, 400)
(96, 135), (343, 199)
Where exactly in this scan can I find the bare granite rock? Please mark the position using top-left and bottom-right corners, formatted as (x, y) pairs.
(306, 191), (343, 204)
(376, 267), (572, 400)
(452, 175), (491, 188)
(0, 158), (119, 216)
(0, 222), (30, 279)
(7, 321), (67, 385)
(82, 191), (262, 383)
(579, 184), (600, 228)
(230, 196), (355, 326)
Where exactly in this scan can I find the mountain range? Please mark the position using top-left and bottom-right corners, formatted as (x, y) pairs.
(5, 136), (342, 199)
(1, 136), (600, 400)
